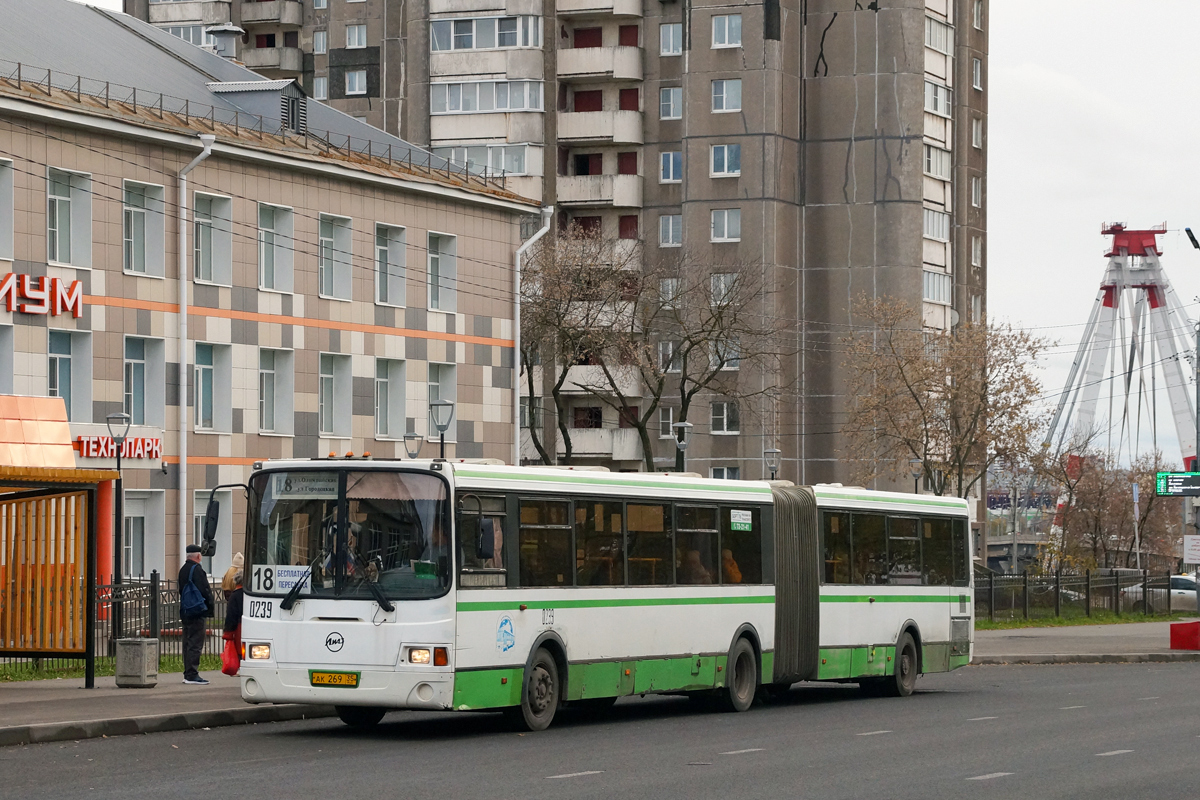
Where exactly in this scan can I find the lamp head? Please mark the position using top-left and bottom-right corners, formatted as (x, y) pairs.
(671, 421), (693, 452)
(403, 432), (424, 459)
(106, 412), (132, 446)
(764, 448), (782, 472)
(909, 458), (923, 480)
(429, 401), (455, 434)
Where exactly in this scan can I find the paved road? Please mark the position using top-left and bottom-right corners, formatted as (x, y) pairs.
(3, 663), (1197, 800)
(975, 619), (1196, 657)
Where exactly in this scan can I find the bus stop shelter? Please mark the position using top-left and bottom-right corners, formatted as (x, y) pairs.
(0, 396), (117, 687)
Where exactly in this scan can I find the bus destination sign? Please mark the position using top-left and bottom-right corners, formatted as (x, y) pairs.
(1155, 471), (1200, 497)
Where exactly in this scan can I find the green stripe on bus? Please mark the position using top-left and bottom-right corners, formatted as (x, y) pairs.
(821, 595), (960, 603)
(453, 469), (773, 495)
(457, 595), (775, 612)
(814, 491), (967, 509)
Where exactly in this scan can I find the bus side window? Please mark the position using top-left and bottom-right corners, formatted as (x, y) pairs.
(628, 503), (672, 585)
(823, 511), (851, 584)
(952, 518), (970, 586)
(576, 500), (624, 586)
(887, 517), (921, 585)
(519, 500), (572, 586)
(676, 506), (718, 585)
(922, 517), (953, 586)
(851, 513), (887, 585)
(721, 507), (762, 584)
(459, 495), (506, 577)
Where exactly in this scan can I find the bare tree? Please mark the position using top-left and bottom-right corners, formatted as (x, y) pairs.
(842, 296), (1047, 498)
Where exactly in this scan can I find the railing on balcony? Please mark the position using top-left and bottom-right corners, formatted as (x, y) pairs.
(557, 46), (643, 82)
(240, 0), (303, 27)
(240, 46), (303, 73)
(556, 0), (643, 17)
(558, 110), (643, 144)
(557, 174), (643, 207)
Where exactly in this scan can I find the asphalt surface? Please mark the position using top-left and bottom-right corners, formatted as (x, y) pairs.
(975, 619), (1197, 656)
(3, 663), (1197, 800)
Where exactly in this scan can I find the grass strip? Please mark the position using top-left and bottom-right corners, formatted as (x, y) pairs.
(976, 610), (1196, 630)
(0, 654), (222, 682)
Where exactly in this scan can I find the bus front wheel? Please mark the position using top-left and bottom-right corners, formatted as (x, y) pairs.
(335, 705), (387, 728)
(722, 638), (758, 712)
(510, 648), (560, 731)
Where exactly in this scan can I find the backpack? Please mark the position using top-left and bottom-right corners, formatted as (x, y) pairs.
(181, 563), (208, 619)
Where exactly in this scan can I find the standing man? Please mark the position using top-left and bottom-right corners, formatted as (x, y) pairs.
(179, 544), (214, 685)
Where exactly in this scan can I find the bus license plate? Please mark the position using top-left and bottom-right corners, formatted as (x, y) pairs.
(310, 671), (360, 688)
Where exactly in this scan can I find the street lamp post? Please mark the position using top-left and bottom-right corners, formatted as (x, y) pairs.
(403, 432), (424, 459)
(429, 401), (455, 460)
(106, 412), (132, 640)
(672, 421), (693, 472)
(764, 448), (781, 481)
(909, 458), (922, 494)
(1186, 227), (1200, 611)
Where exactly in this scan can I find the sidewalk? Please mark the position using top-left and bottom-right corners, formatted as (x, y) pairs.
(973, 619), (1200, 665)
(0, 670), (333, 747)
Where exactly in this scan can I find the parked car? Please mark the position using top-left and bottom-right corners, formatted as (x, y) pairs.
(1120, 575), (1198, 612)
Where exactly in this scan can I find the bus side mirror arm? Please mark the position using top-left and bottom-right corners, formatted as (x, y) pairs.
(201, 483), (252, 558)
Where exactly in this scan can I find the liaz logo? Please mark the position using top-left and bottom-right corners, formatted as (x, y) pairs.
(325, 632), (344, 652)
(496, 615), (515, 653)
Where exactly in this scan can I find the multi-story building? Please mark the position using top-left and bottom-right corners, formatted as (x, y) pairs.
(127, 0), (988, 497)
(3, 0), (533, 579)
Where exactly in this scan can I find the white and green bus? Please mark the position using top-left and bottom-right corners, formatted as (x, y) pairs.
(223, 459), (973, 730)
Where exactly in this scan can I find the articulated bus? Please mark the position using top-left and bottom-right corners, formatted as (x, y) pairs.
(220, 458), (973, 731)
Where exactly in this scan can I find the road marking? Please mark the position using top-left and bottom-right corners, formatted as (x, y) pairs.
(1096, 750), (1134, 757)
(719, 748), (764, 755)
(967, 773), (1014, 781)
(1059, 705), (1086, 710)
(1137, 696), (1159, 701)
(546, 771), (604, 779)
(967, 716), (997, 721)
(857, 730), (892, 736)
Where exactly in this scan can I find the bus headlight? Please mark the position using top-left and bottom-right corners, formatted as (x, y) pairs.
(409, 648), (431, 664)
(248, 644), (271, 660)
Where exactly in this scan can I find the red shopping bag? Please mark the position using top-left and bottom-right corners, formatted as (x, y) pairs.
(221, 636), (240, 676)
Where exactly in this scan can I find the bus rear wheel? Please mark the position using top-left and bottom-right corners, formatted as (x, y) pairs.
(335, 705), (387, 728)
(722, 638), (758, 712)
(511, 648), (560, 731)
(883, 632), (919, 697)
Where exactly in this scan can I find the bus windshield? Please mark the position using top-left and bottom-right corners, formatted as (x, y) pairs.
(246, 469), (451, 600)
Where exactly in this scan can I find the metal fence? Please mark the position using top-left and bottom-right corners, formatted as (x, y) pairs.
(976, 570), (1176, 621)
(1, 570), (227, 677)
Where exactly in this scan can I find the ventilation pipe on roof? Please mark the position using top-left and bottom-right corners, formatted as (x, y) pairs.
(206, 24), (244, 60)
(177, 134), (216, 565)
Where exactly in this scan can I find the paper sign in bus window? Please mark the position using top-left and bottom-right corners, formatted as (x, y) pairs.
(730, 509), (753, 531)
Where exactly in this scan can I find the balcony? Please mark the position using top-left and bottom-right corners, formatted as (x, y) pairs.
(561, 365), (643, 397)
(557, 0), (642, 17)
(557, 110), (642, 144)
(147, 0), (231, 26)
(557, 428), (644, 462)
(558, 174), (642, 208)
(240, 0), (303, 27)
(240, 46), (303, 74)
(557, 46), (642, 83)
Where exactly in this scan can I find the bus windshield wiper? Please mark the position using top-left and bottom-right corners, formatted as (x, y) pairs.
(348, 549), (395, 613)
(280, 550), (324, 612)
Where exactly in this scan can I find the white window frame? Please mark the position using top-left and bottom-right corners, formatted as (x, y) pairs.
(711, 401), (740, 434)
(924, 81), (952, 117)
(375, 223), (407, 307)
(193, 192), (232, 286)
(710, 209), (741, 242)
(971, 236), (983, 267)
(123, 181), (166, 277)
(659, 214), (682, 248)
(313, 29), (327, 54)
(47, 167), (91, 268)
(660, 150), (682, 183)
(659, 340), (680, 373)
(659, 87), (682, 120)
(924, 16), (952, 54)
(974, 0), (984, 30)
(711, 79), (741, 113)
(659, 277), (680, 308)
(432, 144), (532, 177)
(711, 466), (740, 480)
(49, 330), (92, 423)
(658, 406), (674, 439)
(317, 213), (352, 300)
(660, 23), (681, 55)
(710, 272), (736, 305)
(259, 349), (276, 433)
(256, 348), (293, 436)
(923, 208), (950, 242)
(973, 57), (983, 90)
(972, 118), (984, 148)
(430, 80), (545, 114)
(427, 363), (458, 442)
(313, 76), (328, 100)
(346, 70), (367, 96)
(711, 14), (742, 48)
(346, 24), (367, 49)
(314, 0), (327, 8)
(0, 325), (13, 395)
(923, 269), (952, 305)
(318, 352), (352, 439)
(428, 232), (457, 313)
(430, 16), (541, 52)
(193, 342), (231, 433)
(923, 145), (952, 180)
(971, 176), (982, 208)
(257, 202), (294, 293)
(375, 358), (406, 439)
(710, 144), (741, 177)
(123, 337), (147, 426)
(0, 160), (11, 260)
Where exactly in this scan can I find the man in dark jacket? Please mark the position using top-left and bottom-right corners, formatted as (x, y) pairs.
(179, 545), (215, 685)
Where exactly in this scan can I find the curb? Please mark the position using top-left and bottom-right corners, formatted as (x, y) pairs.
(972, 653), (1200, 666)
(0, 703), (337, 748)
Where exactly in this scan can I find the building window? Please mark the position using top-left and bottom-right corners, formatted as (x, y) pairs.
(923, 270), (952, 305)
(314, 0), (327, 8)
(660, 150), (682, 183)
(0, 160), (11, 261)
(712, 14), (742, 47)
(973, 58), (983, 90)
(433, 144), (530, 176)
(430, 81), (544, 113)
(194, 193), (232, 286)
(659, 340), (680, 373)
(711, 208), (741, 242)
(318, 353), (351, 438)
(258, 349), (293, 435)
(971, 176), (982, 207)
(255, 34), (277, 49)
(924, 81), (952, 117)
(428, 233), (457, 312)
(660, 87), (682, 120)
(712, 337), (740, 370)
(346, 24), (367, 49)
(313, 29), (327, 54)
(972, 236), (982, 267)
(619, 215), (639, 240)
(47, 168), (90, 267)
(346, 70), (367, 95)
(318, 214), (352, 300)
(376, 224), (406, 306)
(375, 359), (406, 438)
(122, 182), (164, 277)
(520, 396), (542, 428)
(974, 0), (984, 30)
(972, 295), (982, 324)
(923, 145), (951, 180)
(660, 23), (681, 55)
(658, 406), (674, 438)
(313, 76), (328, 100)
(428, 363), (457, 441)
(194, 343), (214, 430)
(972, 118), (984, 148)
(711, 79), (741, 112)
(124, 512), (145, 578)
(659, 277), (680, 307)
(48, 331), (72, 421)
(257, 203), (293, 292)
(158, 25), (212, 47)
(124, 338), (146, 425)
(712, 401), (740, 434)
(659, 214), (682, 247)
(572, 406), (602, 429)
(923, 208), (950, 241)
(711, 144), (741, 176)
(431, 16), (541, 51)
(711, 466), (740, 480)
(924, 17), (952, 54)
(711, 272), (736, 304)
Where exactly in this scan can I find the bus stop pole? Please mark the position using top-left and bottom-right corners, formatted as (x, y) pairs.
(85, 486), (98, 689)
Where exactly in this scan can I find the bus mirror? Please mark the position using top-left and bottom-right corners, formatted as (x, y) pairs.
(477, 517), (495, 561)
(201, 498), (219, 557)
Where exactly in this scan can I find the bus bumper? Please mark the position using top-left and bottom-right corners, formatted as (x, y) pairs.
(240, 666), (455, 710)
